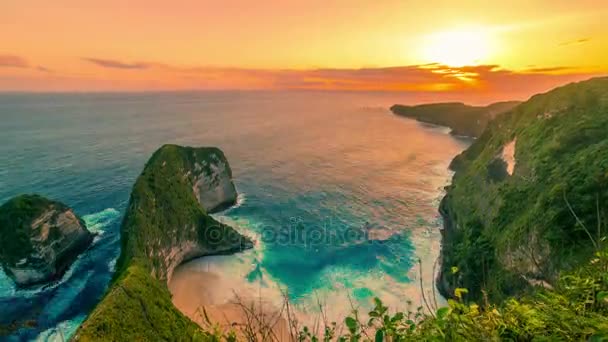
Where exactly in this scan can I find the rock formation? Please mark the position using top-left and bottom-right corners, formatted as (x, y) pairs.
(0, 195), (93, 287)
(74, 144), (252, 341)
(190, 149), (238, 213)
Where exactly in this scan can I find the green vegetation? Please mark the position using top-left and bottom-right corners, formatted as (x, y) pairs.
(115, 144), (247, 280)
(390, 101), (520, 137)
(0, 194), (63, 265)
(0, 194), (92, 288)
(74, 263), (206, 341)
(330, 251), (608, 341)
(439, 77), (608, 303)
(74, 145), (251, 341)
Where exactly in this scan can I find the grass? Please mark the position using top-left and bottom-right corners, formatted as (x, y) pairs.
(74, 262), (207, 341)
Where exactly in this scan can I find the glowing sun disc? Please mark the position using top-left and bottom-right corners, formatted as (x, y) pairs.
(423, 29), (490, 66)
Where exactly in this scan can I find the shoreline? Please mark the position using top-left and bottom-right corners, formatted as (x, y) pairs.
(168, 216), (448, 335)
(169, 258), (291, 341)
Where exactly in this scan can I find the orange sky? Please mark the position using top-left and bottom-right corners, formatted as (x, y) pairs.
(1, 0), (607, 101)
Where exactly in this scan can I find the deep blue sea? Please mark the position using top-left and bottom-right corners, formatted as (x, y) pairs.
(0, 91), (469, 340)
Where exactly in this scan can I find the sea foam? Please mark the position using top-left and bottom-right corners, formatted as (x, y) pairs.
(82, 207), (121, 234)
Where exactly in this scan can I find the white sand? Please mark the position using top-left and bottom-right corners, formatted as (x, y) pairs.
(169, 261), (291, 341)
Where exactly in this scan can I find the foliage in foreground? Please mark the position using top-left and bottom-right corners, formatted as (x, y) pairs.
(206, 251), (608, 341)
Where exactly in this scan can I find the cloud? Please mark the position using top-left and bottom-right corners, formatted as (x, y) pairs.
(522, 66), (578, 73)
(559, 38), (590, 46)
(83, 57), (149, 69)
(36, 66), (52, 73)
(73, 57), (601, 95)
(0, 55), (29, 68)
(0, 54), (52, 73)
(2, 56), (604, 103)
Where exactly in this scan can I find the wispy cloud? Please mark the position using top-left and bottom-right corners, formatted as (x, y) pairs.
(83, 57), (150, 69)
(2, 56), (604, 102)
(0, 54), (53, 73)
(559, 37), (591, 46)
(522, 66), (578, 73)
(36, 66), (53, 73)
(0, 55), (29, 68)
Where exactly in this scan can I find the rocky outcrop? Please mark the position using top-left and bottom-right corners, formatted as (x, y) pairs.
(190, 150), (238, 213)
(436, 196), (456, 300)
(500, 139), (517, 176)
(0, 195), (93, 287)
(74, 144), (252, 341)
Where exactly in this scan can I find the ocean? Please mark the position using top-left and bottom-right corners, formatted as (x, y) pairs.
(0, 91), (469, 340)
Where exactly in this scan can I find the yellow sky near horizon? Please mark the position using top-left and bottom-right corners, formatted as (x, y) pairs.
(1, 0), (607, 97)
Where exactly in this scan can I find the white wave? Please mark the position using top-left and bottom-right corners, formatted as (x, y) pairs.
(0, 268), (15, 297)
(172, 214), (444, 329)
(220, 191), (247, 213)
(35, 315), (85, 342)
(82, 208), (121, 234)
(107, 258), (117, 273)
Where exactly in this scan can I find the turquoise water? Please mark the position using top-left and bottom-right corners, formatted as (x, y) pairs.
(0, 91), (469, 340)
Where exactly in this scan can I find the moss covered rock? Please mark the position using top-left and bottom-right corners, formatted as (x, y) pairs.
(73, 144), (252, 341)
(0, 194), (93, 287)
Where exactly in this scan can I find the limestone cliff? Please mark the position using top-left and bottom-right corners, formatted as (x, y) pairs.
(73, 144), (252, 341)
(0, 195), (93, 287)
(191, 149), (238, 213)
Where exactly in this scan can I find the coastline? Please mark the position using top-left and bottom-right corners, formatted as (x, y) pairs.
(167, 184), (454, 334)
(165, 123), (466, 333)
(169, 259), (291, 341)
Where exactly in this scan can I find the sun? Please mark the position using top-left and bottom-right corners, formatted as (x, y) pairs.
(422, 29), (491, 67)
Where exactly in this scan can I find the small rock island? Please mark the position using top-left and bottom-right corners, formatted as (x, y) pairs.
(0, 194), (93, 287)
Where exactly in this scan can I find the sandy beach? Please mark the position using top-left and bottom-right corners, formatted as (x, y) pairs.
(169, 260), (292, 341)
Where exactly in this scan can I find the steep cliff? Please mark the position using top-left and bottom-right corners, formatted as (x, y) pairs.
(438, 77), (608, 302)
(73, 144), (252, 341)
(390, 101), (520, 137)
(0, 194), (93, 287)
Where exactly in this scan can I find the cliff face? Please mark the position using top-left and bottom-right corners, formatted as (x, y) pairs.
(390, 101), (520, 137)
(438, 77), (608, 302)
(74, 145), (252, 341)
(191, 150), (238, 213)
(0, 195), (93, 287)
